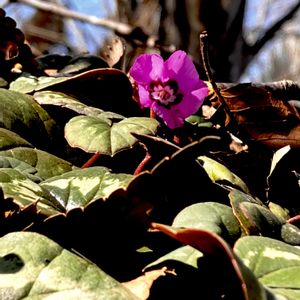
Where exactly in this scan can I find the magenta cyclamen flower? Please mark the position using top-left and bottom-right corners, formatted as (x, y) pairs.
(129, 50), (208, 129)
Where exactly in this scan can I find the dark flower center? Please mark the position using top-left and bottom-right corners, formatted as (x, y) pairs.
(150, 80), (183, 108)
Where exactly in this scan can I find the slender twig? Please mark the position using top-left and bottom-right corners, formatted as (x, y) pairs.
(55, 0), (88, 53)
(200, 32), (234, 118)
(200, 31), (240, 130)
(250, 0), (300, 55)
(23, 24), (66, 43)
(16, 0), (132, 35)
(81, 152), (101, 169)
(133, 143), (151, 175)
(15, 0), (165, 51)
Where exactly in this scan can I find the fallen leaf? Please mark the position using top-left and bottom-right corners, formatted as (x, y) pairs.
(207, 82), (300, 148)
(122, 267), (169, 300)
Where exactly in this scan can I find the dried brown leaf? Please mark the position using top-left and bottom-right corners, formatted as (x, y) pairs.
(122, 267), (169, 300)
(207, 82), (300, 148)
(99, 35), (125, 67)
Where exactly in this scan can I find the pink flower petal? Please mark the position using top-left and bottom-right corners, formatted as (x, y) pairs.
(176, 85), (208, 118)
(129, 53), (165, 85)
(130, 50), (208, 129)
(153, 104), (185, 129)
(154, 84), (208, 128)
(165, 50), (202, 93)
(138, 85), (153, 108)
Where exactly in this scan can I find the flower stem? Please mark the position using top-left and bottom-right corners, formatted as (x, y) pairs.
(81, 152), (101, 168)
(287, 215), (300, 224)
(150, 108), (156, 119)
(134, 143), (151, 175)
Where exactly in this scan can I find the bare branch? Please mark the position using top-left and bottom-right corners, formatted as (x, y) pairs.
(24, 24), (66, 43)
(249, 0), (300, 55)
(16, 0), (132, 35)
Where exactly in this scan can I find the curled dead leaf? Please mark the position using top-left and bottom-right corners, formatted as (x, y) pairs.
(206, 82), (300, 148)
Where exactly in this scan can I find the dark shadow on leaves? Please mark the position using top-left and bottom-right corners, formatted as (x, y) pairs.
(0, 253), (24, 273)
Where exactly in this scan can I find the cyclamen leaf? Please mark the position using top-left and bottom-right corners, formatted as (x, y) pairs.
(0, 167), (134, 215)
(172, 202), (240, 242)
(229, 189), (269, 234)
(57, 54), (109, 75)
(0, 168), (61, 215)
(151, 223), (267, 300)
(9, 74), (70, 93)
(34, 91), (124, 122)
(230, 189), (300, 245)
(40, 166), (134, 210)
(0, 88), (56, 148)
(0, 147), (74, 180)
(14, 68), (139, 117)
(9, 68), (131, 94)
(0, 156), (41, 182)
(0, 128), (32, 150)
(280, 223), (300, 246)
(0, 231), (138, 299)
(234, 236), (300, 299)
(65, 116), (159, 156)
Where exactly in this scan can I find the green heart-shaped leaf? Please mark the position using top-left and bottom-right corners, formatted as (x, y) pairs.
(0, 89), (56, 148)
(280, 223), (300, 246)
(0, 166), (134, 215)
(151, 223), (267, 300)
(0, 156), (41, 182)
(40, 166), (134, 210)
(0, 231), (138, 299)
(9, 74), (70, 93)
(229, 189), (268, 234)
(9, 68), (130, 94)
(172, 202), (240, 242)
(34, 91), (124, 122)
(0, 168), (61, 215)
(57, 54), (109, 75)
(236, 201), (283, 237)
(0, 128), (32, 150)
(0, 147), (74, 180)
(228, 189), (300, 245)
(65, 116), (159, 156)
(235, 236), (300, 299)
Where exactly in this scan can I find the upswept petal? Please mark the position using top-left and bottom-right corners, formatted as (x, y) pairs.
(165, 50), (201, 93)
(175, 85), (208, 118)
(129, 53), (165, 85)
(138, 85), (152, 108)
